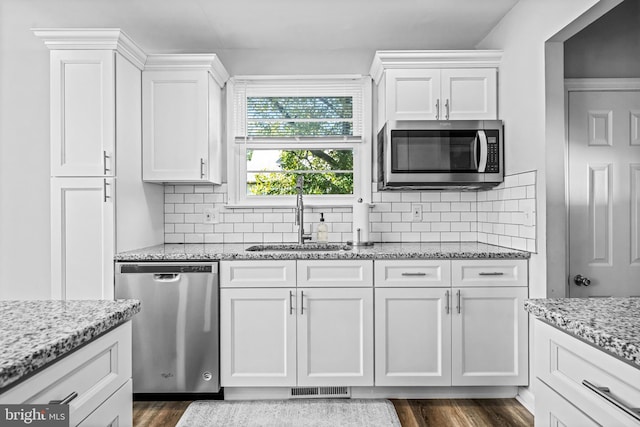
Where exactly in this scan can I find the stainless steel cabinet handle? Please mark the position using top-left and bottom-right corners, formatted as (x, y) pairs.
(401, 272), (428, 277)
(103, 150), (111, 174)
(49, 391), (78, 405)
(200, 158), (205, 179)
(583, 380), (640, 421)
(289, 290), (294, 315)
(479, 272), (504, 276)
(103, 179), (110, 203)
(445, 290), (450, 314)
(456, 290), (461, 314)
(300, 291), (305, 315)
(445, 99), (450, 120)
(435, 99), (440, 120)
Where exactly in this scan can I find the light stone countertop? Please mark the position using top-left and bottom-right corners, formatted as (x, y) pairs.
(0, 299), (140, 391)
(114, 242), (530, 261)
(525, 298), (640, 368)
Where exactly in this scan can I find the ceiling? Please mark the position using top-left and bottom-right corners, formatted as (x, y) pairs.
(16, 0), (519, 52)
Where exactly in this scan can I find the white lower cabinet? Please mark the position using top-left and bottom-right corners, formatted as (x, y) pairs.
(220, 260), (374, 388)
(0, 322), (133, 427)
(375, 287), (452, 386)
(535, 380), (599, 427)
(374, 259), (528, 387)
(451, 286), (528, 386)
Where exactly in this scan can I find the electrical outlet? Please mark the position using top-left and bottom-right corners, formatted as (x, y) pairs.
(204, 208), (219, 224)
(411, 204), (422, 222)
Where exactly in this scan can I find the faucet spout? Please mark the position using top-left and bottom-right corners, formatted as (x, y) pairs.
(295, 176), (311, 244)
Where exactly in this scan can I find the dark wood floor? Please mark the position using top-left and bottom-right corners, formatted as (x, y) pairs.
(133, 398), (533, 427)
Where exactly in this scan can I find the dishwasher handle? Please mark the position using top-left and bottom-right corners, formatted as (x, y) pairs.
(153, 273), (181, 282)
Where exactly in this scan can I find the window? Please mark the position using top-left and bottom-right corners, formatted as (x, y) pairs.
(228, 77), (371, 206)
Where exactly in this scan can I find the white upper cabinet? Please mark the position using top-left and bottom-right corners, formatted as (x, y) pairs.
(142, 55), (229, 183)
(50, 50), (115, 177)
(370, 50), (502, 130)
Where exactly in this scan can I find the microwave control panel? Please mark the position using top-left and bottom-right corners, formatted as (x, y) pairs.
(486, 136), (500, 173)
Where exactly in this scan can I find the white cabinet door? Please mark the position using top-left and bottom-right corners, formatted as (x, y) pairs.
(441, 68), (497, 120)
(142, 70), (214, 182)
(220, 288), (296, 387)
(385, 69), (441, 121)
(375, 288), (451, 386)
(77, 380), (132, 427)
(50, 50), (115, 177)
(451, 286), (528, 386)
(297, 288), (373, 386)
(51, 177), (114, 300)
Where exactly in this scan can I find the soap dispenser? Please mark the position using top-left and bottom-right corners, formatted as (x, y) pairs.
(316, 213), (328, 243)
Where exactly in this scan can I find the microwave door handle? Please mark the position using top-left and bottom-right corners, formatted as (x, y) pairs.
(477, 130), (488, 173)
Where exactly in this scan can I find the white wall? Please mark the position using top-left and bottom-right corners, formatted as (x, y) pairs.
(0, 2), (52, 299)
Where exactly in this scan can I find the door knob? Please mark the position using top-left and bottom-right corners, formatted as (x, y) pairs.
(573, 274), (591, 286)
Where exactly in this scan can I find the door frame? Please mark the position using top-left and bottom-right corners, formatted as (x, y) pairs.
(563, 78), (640, 296)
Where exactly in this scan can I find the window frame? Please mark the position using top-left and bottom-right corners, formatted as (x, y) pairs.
(226, 75), (372, 207)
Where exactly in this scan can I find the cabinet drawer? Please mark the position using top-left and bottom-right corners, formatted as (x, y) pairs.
(451, 259), (527, 287)
(0, 322), (132, 426)
(374, 260), (450, 287)
(535, 379), (599, 427)
(535, 320), (640, 426)
(297, 260), (373, 287)
(77, 379), (132, 427)
(220, 260), (296, 287)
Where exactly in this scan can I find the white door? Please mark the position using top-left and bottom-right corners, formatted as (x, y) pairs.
(297, 288), (373, 386)
(568, 90), (640, 297)
(50, 50), (115, 177)
(374, 288), (451, 386)
(142, 69), (209, 182)
(220, 288), (296, 387)
(440, 68), (497, 120)
(451, 287), (528, 386)
(385, 69), (441, 121)
(51, 177), (114, 300)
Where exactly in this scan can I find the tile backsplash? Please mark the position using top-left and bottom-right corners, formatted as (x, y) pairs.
(164, 171), (537, 252)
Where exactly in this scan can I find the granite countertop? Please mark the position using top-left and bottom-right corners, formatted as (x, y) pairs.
(525, 298), (640, 368)
(0, 299), (140, 391)
(115, 242), (530, 261)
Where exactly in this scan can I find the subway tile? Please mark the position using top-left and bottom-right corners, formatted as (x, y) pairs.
(511, 212), (526, 225)
(342, 213), (353, 223)
(164, 224), (174, 233)
(441, 212), (461, 222)
(392, 222), (411, 232)
(392, 202), (411, 212)
(164, 204), (175, 214)
(526, 185), (536, 199)
(421, 232), (440, 241)
(175, 185), (195, 193)
(441, 232), (461, 242)
(486, 191), (498, 201)
(184, 213), (203, 223)
(498, 235), (512, 247)
(382, 212), (402, 222)
(185, 234), (204, 243)
(411, 222), (431, 232)
(203, 193), (225, 203)
(323, 213), (342, 222)
(263, 213), (283, 222)
(244, 233), (263, 243)
(461, 212), (476, 222)
(327, 232), (342, 242)
(165, 213), (184, 224)
(194, 204), (214, 214)
(164, 185), (175, 194)
(204, 234), (223, 243)
(165, 233), (185, 243)
(431, 202), (451, 212)
(477, 232), (488, 243)
(421, 192), (441, 202)
(477, 212), (488, 222)
(470, 222), (477, 232)
(510, 186), (527, 199)
(492, 200), (505, 212)
(215, 223), (233, 233)
(477, 191), (487, 202)
(505, 224), (519, 236)
(460, 232), (477, 241)
(519, 225), (536, 239)
(401, 232), (421, 242)
(333, 223), (351, 233)
(165, 193), (184, 203)
(401, 192), (421, 202)
(527, 239), (537, 253)
(223, 234), (243, 243)
(234, 223), (253, 233)
(372, 222), (392, 232)
(451, 222), (471, 232)
(175, 223), (194, 233)
(372, 203), (392, 213)
(498, 212), (512, 224)
(175, 204), (195, 214)
(369, 232), (382, 242)
(254, 223), (274, 233)
(184, 193), (204, 203)
(451, 202), (471, 212)
(263, 233), (284, 243)
(223, 213), (243, 223)
(273, 223), (293, 233)
(511, 237), (527, 251)
(487, 212), (499, 222)
(195, 224), (214, 233)
(214, 183), (228, 193)
(432, 222), (451, 232)
(381, 192), (402, 202)
(519, 171), (536, 186)
(460, 192), (477, 202)
(194, 185), (215, 193)
(494, 223), (505, 234)
(381, 232), (401, 242)
(401, 212), (414, 222)
(487, 234), (499, 246)
(505, 200), (519, 212)
(372, 192), (382, 203)
(441, 192), (461, 202)
(504, 175), (518, 188)
(244, 213), (264, 222)
(422, 212), (441, 222)
(283, 233), (298, 242)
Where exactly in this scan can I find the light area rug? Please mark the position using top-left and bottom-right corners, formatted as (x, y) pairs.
(175, 399), (402, 427)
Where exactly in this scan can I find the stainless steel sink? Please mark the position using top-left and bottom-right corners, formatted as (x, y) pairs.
(245, 243), (352, 252)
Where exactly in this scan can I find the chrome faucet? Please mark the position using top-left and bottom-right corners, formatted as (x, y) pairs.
(295, 176), (312, 244)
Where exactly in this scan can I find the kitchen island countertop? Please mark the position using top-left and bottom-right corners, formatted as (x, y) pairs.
(525, 297), (640, 368)
(0, 299), (140, 391)
(115, 242), (530, 261)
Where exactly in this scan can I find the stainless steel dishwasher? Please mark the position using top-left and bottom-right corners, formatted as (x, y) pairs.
(115, 262), (219, 394)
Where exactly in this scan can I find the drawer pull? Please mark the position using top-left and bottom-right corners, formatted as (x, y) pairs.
(401, 272), (428, 276)
(583, 380), (640, 422)
(478, 272), (504, 276)
(49, 391), (78, 405)
(445, 290), (450, 314)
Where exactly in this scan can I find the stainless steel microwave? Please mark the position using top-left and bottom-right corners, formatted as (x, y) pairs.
(377, 120), (504, 190)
